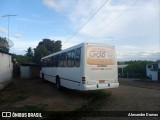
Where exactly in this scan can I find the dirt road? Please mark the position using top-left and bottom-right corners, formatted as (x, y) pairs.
(82, 79), (160, 120)
(0, 78), (159, 120)
(0, 78), (90, 111)
(103, 85), (160, 111)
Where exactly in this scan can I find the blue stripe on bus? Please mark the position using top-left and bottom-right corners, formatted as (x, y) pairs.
(43, 73), (55, 78)
(43, 73), (81, 83)
(60, 78), (81, 83)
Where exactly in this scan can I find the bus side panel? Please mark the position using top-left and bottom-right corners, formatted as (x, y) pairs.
(58, 45), (84, 90)
(57, 68), (81, 89)
(41, 67), (56, 83)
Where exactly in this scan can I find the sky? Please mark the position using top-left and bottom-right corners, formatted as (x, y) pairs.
(0, 0), (159, 61)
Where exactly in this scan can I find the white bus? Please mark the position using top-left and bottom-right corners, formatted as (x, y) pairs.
(40, 43), (119, 90)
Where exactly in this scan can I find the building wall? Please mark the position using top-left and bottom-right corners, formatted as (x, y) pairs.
(0, 52), (13, 89)
(20, 66), (40, 79)
(146, 65), (152, 77)
(146, 62), (160, 81)
(148, 71), (158, 81)
(20, 66), (30, 79)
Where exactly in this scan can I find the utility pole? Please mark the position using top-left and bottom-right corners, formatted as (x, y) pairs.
(2, 15), (17, 41)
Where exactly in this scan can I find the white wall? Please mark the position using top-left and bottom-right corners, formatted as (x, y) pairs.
(0, 52), (13, 89)
(20, 66), (30, 79)
(146, 63), (159, 81)
(148, 71), (158, 81)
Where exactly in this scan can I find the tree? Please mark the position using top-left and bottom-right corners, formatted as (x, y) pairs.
(34, 38), (62, 64)
(25, 47), (34, 63)
(0, 37), (9, 53)
(25, 47), (33, 57)
(122, 60), (153, 78)
(13, 54), (29, 65)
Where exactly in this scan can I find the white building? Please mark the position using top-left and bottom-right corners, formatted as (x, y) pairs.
(146, 62), (160, 82)
(118, 64), (128, 77)
(20, 64), (40, 79)
(0, 50), (13, 89)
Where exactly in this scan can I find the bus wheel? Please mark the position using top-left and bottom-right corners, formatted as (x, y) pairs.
(56, 77), (61, 90)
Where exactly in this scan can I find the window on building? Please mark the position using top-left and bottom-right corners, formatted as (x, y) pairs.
(153, 64), (158, 70)
(148, 65), (151, 69)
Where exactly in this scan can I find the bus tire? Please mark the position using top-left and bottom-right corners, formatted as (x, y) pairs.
(56, 77), (61, 90)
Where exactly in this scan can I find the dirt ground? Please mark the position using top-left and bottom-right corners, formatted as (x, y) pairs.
(0, 78), (159, 120)
(119, 78), (160, 90)
(0, 78), (92, 111)
(82, 79), (160, 120)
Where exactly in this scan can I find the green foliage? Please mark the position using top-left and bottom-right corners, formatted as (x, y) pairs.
(13, 55), (29, 65)
(25, 47), (33, 58)
(13, 50), (34, 65)
(25, 47), (34, 63)
(0, 37), (9, 53)
(12, 38), (62, 65)
(118, 60), (153, 78)
(34, 38), (62, 64)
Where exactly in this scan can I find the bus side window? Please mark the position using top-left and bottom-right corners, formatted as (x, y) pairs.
(43, 59), (47, 67)
(51, 56), (55, 67)
(71, 50), (75, 67)
(67, 50), (75, 67)
(55, 55), (60, 67)
(47, 57), (51, 67)
(75, 48), (81, 67)
(42, 59), (44, 67)
(64, 52), (67, 67)
(60, 52), (67, 67)
(67, 51), (72, 67)
(60, 53), (64, 67)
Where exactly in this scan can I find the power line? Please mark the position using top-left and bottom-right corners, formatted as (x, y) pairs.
(88, 0), (139, 42)
(64, 0), (109, 43)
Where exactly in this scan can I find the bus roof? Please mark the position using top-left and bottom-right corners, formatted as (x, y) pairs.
(41, 42), (114, 60)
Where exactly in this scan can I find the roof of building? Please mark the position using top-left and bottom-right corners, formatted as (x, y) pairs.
(0, 49), (12, 55)
(118, 64), (128, 68)
(21, 63), (40, 67)
(147, 62), (160, 65)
